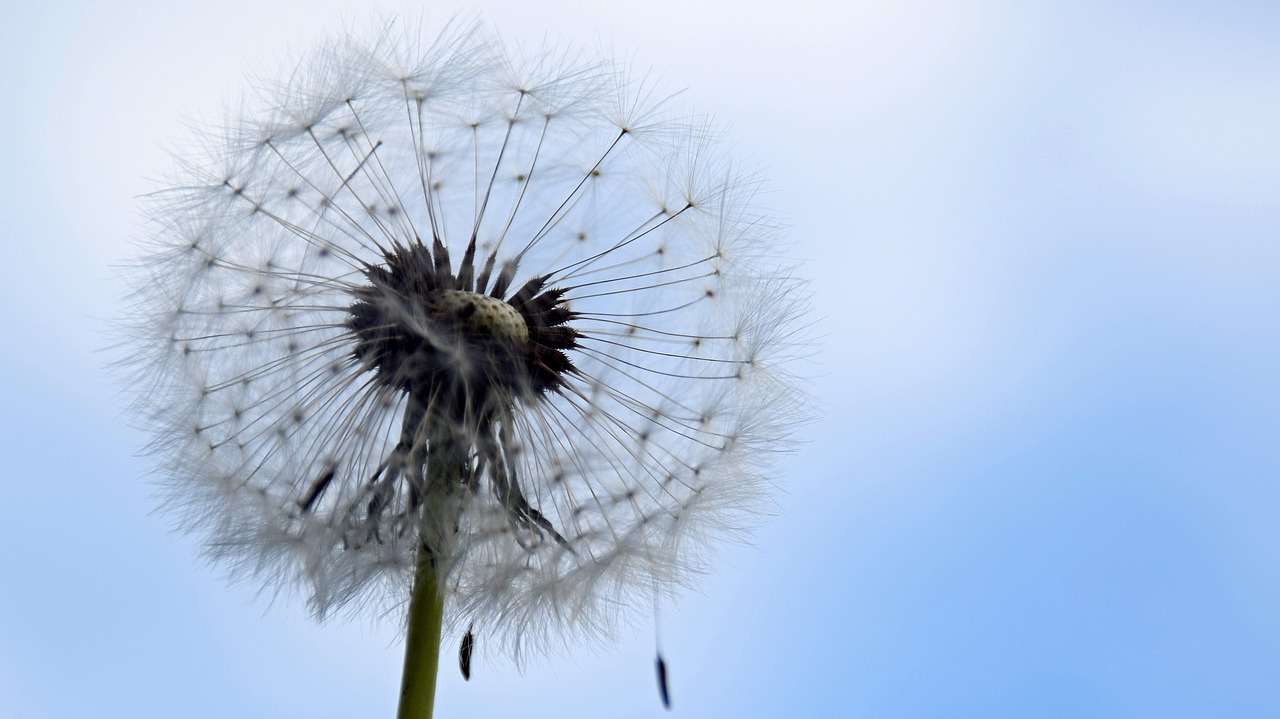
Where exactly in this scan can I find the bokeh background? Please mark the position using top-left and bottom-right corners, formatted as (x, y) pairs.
(3, 1), (1278, 717)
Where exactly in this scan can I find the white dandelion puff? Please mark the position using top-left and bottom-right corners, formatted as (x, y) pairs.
(121, 17), (810, 713)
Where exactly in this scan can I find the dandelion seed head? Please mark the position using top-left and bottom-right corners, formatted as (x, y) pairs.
(122, 18), (810, 661)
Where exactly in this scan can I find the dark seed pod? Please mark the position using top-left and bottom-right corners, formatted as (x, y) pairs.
(656, 654), (671, 709)
(460, 628), (475, 681)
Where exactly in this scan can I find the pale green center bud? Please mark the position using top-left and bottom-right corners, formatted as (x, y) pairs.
(436, 289), (529, 342)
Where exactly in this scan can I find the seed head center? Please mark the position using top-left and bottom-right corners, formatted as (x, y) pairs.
(435, 290), (529, 343)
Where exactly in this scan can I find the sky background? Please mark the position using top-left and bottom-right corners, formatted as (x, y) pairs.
(2, 1), (1279, 717)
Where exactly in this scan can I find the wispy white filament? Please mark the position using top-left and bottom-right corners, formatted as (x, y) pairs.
(124, 19), (809, 660)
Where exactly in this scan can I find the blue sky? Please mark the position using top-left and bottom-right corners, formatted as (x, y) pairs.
(2, 1), (1278, 717)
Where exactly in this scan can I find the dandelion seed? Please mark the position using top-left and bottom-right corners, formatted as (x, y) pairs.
(656, 653), (672, 709)
(122, 17), (809, 717)
(460, 626), (475, 681)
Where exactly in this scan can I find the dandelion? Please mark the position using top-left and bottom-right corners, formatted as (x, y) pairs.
(124, 18), (808, 717)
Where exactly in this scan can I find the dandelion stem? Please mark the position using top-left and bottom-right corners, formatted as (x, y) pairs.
(397, 543), (445, 719)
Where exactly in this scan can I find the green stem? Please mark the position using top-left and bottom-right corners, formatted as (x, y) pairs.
(397, 543), (445, 719)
